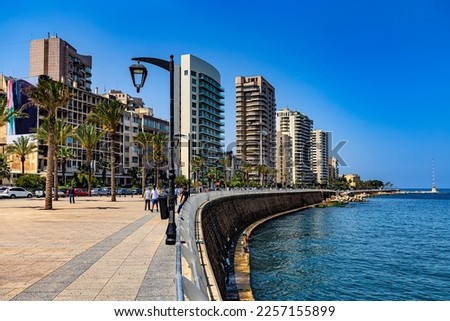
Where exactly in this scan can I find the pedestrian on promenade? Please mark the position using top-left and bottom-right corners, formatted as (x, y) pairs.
(150, 186), (159, 212)
(68, 187), (75, 204)
(144, 187), (151, 211)
(177, 188), (189, 214)
(242, 233), (249, 254)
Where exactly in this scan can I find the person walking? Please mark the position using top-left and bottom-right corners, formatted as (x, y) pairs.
(150, 186), (159, 212)
(144, 187), (151, 211)
(68, 187), (75, 204)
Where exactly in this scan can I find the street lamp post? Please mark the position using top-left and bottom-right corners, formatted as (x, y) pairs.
(129, 55), (176, 245)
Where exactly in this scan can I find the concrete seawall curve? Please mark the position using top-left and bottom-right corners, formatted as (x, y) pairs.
(199, 190), (334, 300)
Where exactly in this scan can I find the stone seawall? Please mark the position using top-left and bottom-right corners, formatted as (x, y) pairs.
(200, 190), (334, 300)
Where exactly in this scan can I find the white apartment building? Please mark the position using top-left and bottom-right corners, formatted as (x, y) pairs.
(276, 107), (314, 186)
(177, 54), (225, 182)
(311, 129), (330, 185)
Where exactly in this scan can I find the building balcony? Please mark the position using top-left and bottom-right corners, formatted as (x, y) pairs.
(199, 98), (224, 112)
(199, 89), (224, 104)
(198, 82), (225, 99)
(199, 74), (224, 92)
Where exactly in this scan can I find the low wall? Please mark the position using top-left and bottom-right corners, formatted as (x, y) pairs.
(200, 190), (333, 300)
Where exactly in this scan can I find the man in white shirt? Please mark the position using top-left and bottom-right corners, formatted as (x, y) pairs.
(150, 186), (159, 212)
(144, 188), (151, 211)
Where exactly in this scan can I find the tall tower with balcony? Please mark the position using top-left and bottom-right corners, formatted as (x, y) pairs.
(178, 54), (225, 183)
(235, 76), (276, 176)
(29, 34), (92, 91)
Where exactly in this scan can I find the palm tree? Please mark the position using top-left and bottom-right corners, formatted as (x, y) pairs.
(191, 156), (203, 192)
(150, 132), (168, 188)
(220, 151), (232, 189)
(73, 123), (105, 196)
(134, 131), (153, 196)
(36, 118), (73, 201)
(25, 77), (72, 210)
(0, 95), (28, 127)
(256, 164), (270, 187)
(87, 100), (125, 201)
(57, 146), (75, 186)
(268, 167), (278, 187)
(6, 135), (38, 174)
(242, 162), (253, 187)
(0, 153), (11, 183)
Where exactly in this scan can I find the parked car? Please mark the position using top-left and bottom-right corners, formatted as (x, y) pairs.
(130, 188), (142, 195)
(65, 188), (89, 197)
(0, 187), (33, 199)
(35, 188), (66, 198)
(117, 188), (132, 195)
(96, 187), (111, 196)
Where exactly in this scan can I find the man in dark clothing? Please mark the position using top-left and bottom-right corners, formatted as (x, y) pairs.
(177, 188), (190, 214)
(69, 187), (75, 204)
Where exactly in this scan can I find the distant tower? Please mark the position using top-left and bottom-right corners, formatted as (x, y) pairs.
(236, 76), (276, 172)
(431, 159), (438, 193)
(29, 35), (92, 91)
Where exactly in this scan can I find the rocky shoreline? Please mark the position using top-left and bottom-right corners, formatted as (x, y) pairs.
(319, 189), (400, 207)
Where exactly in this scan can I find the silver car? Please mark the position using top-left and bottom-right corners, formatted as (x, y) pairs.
(0, 187), (33, 199)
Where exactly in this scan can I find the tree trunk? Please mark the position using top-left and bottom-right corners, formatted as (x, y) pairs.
(54, 155), (59, 201)
(87, 152), (92, 196)
(110, 134), (116, 202)
(141, 167), (145, 197)
(62, 159), (66, 185)
(21, 156), (25, 174)
(44, 119), (55, 210)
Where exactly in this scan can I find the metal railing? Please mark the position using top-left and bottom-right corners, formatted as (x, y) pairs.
(175, 188), (327, 301)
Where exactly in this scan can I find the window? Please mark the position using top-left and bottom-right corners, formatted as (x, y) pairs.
(192, 87), (196, 92)
(192, 102), (197, 108)
(191, 71), (197, 77)
(184, 70), (189, 76)
(192, 79), (197, 84)
(192, 110), (197, 116)
(192, 94), (197, 100)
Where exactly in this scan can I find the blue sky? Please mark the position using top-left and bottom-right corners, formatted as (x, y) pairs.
(1, 0), (449, 188)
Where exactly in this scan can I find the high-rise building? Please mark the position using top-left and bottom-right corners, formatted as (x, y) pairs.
(235, 76), (276, 176)
(311, 129), (330, 185)
(276, 107), (313, 186)
(177, 54), (225, 183)
(29, 35), (92, 91)
(0, 36), (170, 186)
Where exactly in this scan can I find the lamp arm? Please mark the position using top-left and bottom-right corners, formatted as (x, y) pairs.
(132, 57), (171, 72)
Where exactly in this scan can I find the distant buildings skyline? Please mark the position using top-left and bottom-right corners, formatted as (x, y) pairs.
(1, 35), (344, 188)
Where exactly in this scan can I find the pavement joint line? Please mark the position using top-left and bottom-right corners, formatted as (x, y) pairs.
(10, 214), (155, 301)
(136, 233), (176, 301)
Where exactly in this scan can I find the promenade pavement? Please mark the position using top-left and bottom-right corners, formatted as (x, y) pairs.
(0, 195), (176, 301)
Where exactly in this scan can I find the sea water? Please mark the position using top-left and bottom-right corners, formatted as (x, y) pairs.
(249, 190), (450, 300)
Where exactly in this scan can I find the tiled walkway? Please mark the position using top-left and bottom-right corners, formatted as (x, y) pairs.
(0, 196), (176, 301)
